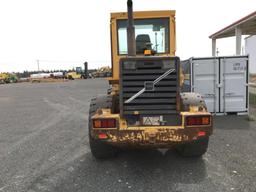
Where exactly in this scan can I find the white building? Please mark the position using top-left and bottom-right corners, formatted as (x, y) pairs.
(209, 11), (256, 74)
(245, 35), (256, 74)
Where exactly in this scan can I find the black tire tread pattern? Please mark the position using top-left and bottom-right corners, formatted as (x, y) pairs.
(176, 137), (209, 157)
(88, 95), (118, 159)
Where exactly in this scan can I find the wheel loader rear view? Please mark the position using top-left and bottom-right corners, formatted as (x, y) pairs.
(88, 0), (212, 158)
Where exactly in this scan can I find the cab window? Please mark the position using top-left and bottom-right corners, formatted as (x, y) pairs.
(117, 18), (170, 55)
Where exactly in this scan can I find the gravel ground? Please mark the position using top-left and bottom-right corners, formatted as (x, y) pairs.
(249, 86), (256, 95)
(0, 79), (256, 192)
(249, 87), (256, 118)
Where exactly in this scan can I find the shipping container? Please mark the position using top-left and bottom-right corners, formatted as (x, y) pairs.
(181, 56), (249, 115)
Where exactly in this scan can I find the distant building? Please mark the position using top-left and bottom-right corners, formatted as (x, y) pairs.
(209, 11), (256, 74)
(245, 35), (256, 74)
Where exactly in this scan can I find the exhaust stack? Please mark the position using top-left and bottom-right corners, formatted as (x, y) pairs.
(127, 0), (136, 56)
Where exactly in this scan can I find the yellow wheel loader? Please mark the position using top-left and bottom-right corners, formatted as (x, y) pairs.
(88, 0), (212, 159)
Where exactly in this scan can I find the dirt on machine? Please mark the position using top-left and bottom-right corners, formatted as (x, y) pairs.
(88, 0), (213, 159)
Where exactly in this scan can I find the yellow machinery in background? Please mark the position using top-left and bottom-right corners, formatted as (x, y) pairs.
(0, 73), (8, 84)
(65, 72), (83, 80)
(65, 65), (88, 80)
(88, 0), (212, 159)
(92, 66), (112, 78)
(0, 73), (18, 84)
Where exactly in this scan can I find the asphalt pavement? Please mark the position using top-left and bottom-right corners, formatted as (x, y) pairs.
(0, 79), (256, 192)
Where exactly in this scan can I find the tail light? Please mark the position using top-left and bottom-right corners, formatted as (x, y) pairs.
(93, 119), (117, 128)
(186, 116), (211, 126)
(98, 133), (108, 139)
(198, 131), (206, 137)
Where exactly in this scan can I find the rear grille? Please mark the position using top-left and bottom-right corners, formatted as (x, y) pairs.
(120, 57), (180, 116)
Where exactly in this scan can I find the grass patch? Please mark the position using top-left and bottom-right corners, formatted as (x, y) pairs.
(249, 93), (256, 105)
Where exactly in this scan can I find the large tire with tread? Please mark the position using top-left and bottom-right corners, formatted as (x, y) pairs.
(88, 95), (118, 159)
(176, 137), (209, 157)
(180, 92), (208, 111)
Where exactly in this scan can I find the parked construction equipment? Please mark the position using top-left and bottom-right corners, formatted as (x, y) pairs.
(91, 66), (112, 78)
(65, 62), (88, 79)
(0, 73), (18, 84)
(88, 0), (212, 159)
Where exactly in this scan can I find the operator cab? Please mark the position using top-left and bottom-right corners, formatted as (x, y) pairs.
(110, 10), (176, 81)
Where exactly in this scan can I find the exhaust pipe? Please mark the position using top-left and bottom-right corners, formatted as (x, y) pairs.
(127, 0), (136, 56)
(84, 62), (88, 77)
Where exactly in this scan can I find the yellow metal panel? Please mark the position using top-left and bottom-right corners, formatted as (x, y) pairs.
(91, 109), (213, 144)
(92, 110), (212, 131)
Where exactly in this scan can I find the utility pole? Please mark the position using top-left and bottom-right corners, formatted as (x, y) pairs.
(37, 60), (40, 72)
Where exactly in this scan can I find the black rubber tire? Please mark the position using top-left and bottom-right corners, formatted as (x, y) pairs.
(88, 95), (118, 159)
(176, 137), (209, 158)
(180, 92), (208, 111)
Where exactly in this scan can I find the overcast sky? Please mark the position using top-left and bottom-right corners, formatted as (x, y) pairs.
(0, 0), (255, 72)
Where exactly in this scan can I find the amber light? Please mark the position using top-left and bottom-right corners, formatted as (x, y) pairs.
(144, 49), (152, 55)
(202, 117), (210, 125)
(93, 119), (117, 128)
(186, 116), (211, 126)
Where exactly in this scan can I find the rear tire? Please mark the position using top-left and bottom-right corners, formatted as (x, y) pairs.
(88, 95), (118, 159)
(176, 137), (209, 157)
(89, 136), (118, 159)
